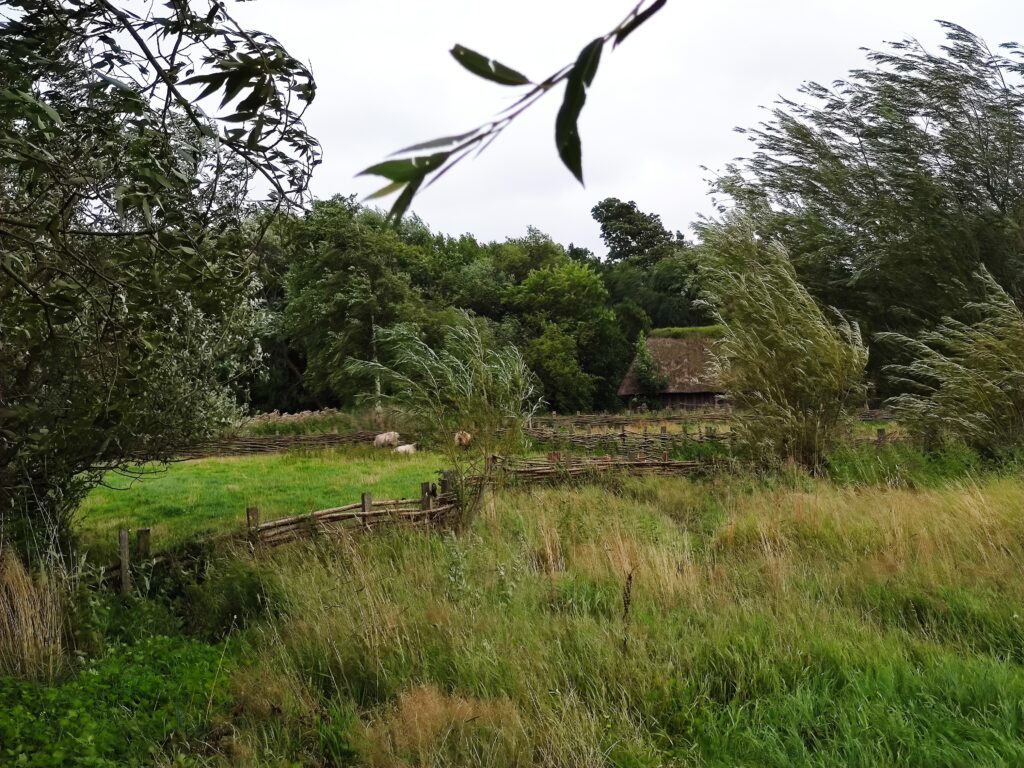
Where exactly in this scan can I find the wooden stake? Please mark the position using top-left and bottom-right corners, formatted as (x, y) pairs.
(876, 427), (887, 445)
(135, 528), (151, 559)
(361, 492), (373, 516)
(246, 506), (260, 530)
(420, 482), (434, 511)
(118, 528), (131, 596)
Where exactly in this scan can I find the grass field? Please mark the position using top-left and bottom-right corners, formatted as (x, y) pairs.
(76, 446), (446, 560)
(9, 446), (1024, 765)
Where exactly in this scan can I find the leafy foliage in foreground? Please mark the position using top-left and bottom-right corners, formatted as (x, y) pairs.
(0, 0), (318, 553)
(699, 215), (868, 467)
(881, 269), (1024, 453)
(0, 636), (225, 767)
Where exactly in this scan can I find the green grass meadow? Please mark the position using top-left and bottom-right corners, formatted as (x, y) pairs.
(76, 447), (446, 560)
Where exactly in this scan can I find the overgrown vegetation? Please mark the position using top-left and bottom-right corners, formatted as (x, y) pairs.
(6, 459), (1024, 765)
(699, 215), (868, 467)
(631, 336), (668, 397)
(881, 269), (1024, 455)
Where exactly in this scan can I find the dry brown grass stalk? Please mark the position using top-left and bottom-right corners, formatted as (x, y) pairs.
(0, 548), (67, 681)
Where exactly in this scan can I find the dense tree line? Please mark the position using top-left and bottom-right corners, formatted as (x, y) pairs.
(710, 22), (1024, 398)
(244, 196), (710, 415)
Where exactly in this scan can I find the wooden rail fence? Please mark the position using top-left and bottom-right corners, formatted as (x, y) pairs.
(247, 487), (458, 547)
(102, 477), (458, 593)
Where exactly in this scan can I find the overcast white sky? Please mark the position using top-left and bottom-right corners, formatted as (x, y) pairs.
(232, 1), (1020, 255)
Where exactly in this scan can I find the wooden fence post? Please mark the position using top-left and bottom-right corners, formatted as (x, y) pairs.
(118, 528), (131, 596)
(420, 481), (434, 511)
(135, 528), (151, 560)
(876, 427), (887, 445)
(361, 492), (373, 516)
(246, 506), (260, 537)
(440, 470), (455, 496)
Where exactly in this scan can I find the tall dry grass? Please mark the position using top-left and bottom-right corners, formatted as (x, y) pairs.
(218, 469), (1024, 765)
(0, 548), (67, 681)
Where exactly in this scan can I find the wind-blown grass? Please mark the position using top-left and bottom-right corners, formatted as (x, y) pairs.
(881, 268), (1024, 454)
(11, 455), (1024, 764)
(217, 473), (1024, 766)
(697, 215), (868, 468)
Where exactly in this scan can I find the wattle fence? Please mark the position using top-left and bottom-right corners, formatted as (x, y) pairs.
(169, 430), (378, 460)
(492, 453), (709, 483)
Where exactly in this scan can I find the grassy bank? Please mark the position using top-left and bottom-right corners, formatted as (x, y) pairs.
(5, 448), (1020, 765)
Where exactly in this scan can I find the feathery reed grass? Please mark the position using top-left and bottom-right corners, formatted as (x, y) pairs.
(698, 215), (868, 468)
(0, 549), (66, 681)
(881, 268), (1024, 454)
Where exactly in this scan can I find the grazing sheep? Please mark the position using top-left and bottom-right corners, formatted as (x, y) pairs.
(373, 431), (400, 448)
(454, 430), (473, 448)
(394, 443), (417, 454)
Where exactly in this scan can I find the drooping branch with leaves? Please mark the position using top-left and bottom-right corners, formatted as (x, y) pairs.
(361, 0), (667, 221)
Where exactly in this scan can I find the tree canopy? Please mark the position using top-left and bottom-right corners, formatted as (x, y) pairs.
(1, 0), (318, 550)
(713, 21), (1024, 393)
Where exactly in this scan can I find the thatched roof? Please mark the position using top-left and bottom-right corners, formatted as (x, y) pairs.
(617, 335), (721, 397)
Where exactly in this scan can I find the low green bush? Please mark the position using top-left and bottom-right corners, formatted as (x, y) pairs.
(0, 636), (228, 767)
(826, 443), (983, 488)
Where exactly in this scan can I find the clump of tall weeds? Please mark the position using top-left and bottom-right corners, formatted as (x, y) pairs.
(0, 548), (67, 681)
(697, 215), (868, 468)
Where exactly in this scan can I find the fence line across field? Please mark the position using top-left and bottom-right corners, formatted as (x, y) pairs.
(103, 425), (900, 592)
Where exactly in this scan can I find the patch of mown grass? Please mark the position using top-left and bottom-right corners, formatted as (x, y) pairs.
(75, 446), (446, 560)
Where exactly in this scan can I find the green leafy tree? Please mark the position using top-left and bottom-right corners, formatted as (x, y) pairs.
(283, 197), (436, 404)
(591, 197), (674, 263)
(716, 22), (1024, 392)
(509, 260), (630, 410)
(1, 0), (317, 551)
(698, 215), (868, 468)
(525, 325), (596, 414)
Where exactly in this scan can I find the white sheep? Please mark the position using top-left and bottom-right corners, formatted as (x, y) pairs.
(454, 430), (473, 448)
(394, 443), (418, 454)
(373, 431), (400, 448)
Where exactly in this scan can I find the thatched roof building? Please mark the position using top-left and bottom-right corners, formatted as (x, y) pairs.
(617, 332), (723, 409)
